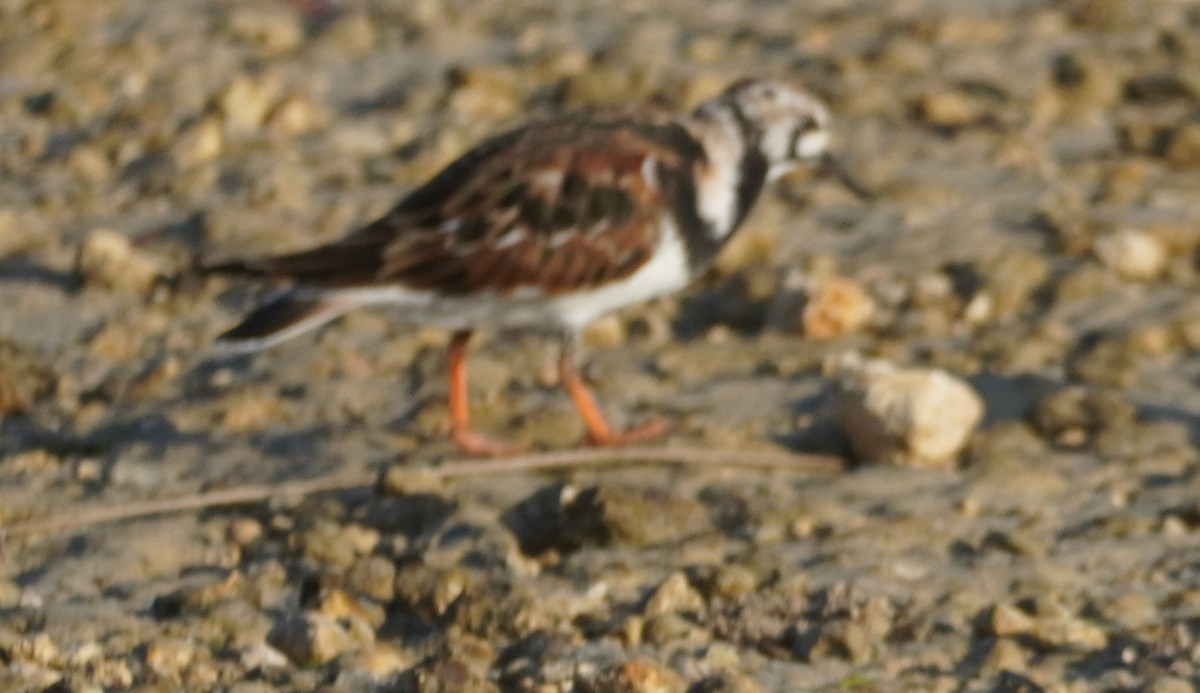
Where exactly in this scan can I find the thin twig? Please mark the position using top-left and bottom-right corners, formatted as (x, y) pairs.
(1, 475), (370, 539)
(0, 446), (842, 539)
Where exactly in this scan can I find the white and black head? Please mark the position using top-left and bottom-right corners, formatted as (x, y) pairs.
(711, 78), (831, 180)
(696, 78), (873, 201)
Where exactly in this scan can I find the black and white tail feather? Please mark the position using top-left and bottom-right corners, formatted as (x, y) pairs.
(204, 259), (355, 354)
(212, 290), (352, 354)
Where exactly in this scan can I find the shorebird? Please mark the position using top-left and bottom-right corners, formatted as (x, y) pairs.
(207, 78), (869, 455)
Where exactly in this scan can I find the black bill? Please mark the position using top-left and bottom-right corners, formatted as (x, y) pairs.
(818, 152), (875, 201)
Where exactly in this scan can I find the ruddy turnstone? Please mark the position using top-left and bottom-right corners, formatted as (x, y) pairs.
(207, 78), (868, 455)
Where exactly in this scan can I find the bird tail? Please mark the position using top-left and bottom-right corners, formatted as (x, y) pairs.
(214, 291), (354, 353)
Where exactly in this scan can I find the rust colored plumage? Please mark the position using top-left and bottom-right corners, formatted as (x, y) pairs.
(221, 107), (704, 297)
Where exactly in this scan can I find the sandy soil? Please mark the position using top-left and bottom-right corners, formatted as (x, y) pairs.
(3, 0), (1200, 691)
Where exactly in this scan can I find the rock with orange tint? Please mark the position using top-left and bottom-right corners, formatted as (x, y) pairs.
(800, 277), (876, 339)
(593, 659), (686, 693)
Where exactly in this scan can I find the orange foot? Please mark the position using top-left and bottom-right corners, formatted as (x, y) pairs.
(451, 428), (526, 457)
(583, 416), (670, 447)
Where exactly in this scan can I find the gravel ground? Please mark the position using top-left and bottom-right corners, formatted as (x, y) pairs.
(4, 0), (1200, 690)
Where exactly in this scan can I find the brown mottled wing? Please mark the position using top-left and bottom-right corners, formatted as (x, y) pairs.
(229, 108), (701, 295)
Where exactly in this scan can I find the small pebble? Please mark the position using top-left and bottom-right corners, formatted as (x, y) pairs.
(14, 633), (59, 666)
(218, 74), (282, 133)
(707, 565), (758, 601)
(981, 637), (1028, 676)
(643, 572), (704, 617)
(69, 642), (103, 667)
(1146, 677), (1198, 693)
(912, 90), (984, 127)
(226, 6), (304, 54)
(220, 391), (286, 433)
(357, 642), (415, 677)
(991, 603), (1037, 637)
(1094, 228), (1167, 280)
(268, 94), (328, 135)
(144, 638), (195, 678)
(447, 66), (521, 122)
(172, 116), (224, 167)
(75, 229), (162, 292)
(239, 642), (290, 672)
(298, 520), (378, 569)
(347, 555), (397, 603)
(227, 518), (264, 546)
(316, 588), (385, 629)
(89, 659), (134, 688)
(268, 613), (359, 665)
(985, 250), (1050, 318)
(990, 603), (1107, 651)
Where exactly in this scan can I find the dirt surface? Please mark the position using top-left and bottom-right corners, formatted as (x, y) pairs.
(4, 0), (1200, 690)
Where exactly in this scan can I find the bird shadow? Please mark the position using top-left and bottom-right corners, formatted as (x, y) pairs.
(0, 255), (77, 292)
(672, 274), (769, 340)
(774, 388), (848, 458)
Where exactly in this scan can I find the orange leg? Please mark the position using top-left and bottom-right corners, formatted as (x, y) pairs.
(446, 331), (521, 456)
(558, 337), (668, 446)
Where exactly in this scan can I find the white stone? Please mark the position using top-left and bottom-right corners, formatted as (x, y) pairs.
(1093, 228), (1167, 281)
(828, 353), (984, 468)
